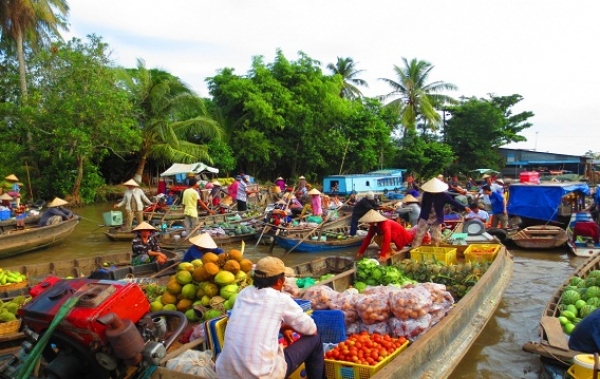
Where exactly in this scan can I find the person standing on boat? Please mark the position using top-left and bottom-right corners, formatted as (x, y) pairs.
(412, 178), (471, 248)
(113, 179), (153, 231)
(297, 175), (309, 202)
(395, 194), (421, 227)
(482, 185), (508, 228)
(1, 174), (21, 207)
(349, 191), (379, 236)
(208, 180), (223, 211)
(568, 308), (600, 353)
(356, 209), (414, 262)
(38, 197), (74, 226)
(275, 176), (286, 192)
(131, 222), (167, 265)
(216, 257), (327, 379)
(227, 175), (240, 205)
(182, 232), (224, 262)
(237, 175), (257, 212)
(308, 188), (322, 217)
(182, 178), (202, 233)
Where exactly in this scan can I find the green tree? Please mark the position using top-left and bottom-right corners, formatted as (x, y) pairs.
(0, 0), (69, 97)
(326, 57), (368, 100)
(395, 129), (455, 180)
(208, 50), (395, 181)
(118, 59), (222, 183)
(444, 95), (533, 173)
(25, 35), (139, 204)
(380, 58), (457, 134)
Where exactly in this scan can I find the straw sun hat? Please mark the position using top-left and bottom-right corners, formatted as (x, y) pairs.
(421, 178), (449, 193)
(47, 197), (68, 207)
(359, 209), (387, 223)
(308, 188), (321, 195)
(402, 194), (419, 203)
(132, 222), (157, 232)
(0, 193), (14, 201)
(4, 174), (18, 182)
(123, 179), (139, 187)
(189, 233), (217, 249)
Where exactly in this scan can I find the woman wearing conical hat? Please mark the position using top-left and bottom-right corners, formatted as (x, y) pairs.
(411, 178), (471, 248)
(395, 194), (421, 227)
(1, 174), (22, 207)
(182, 232), (223, 263)
(38, 197), (74, 226)
(131, 222), (167, 265)
(356, 209), (414, 262)
(113, 179), (153, 231)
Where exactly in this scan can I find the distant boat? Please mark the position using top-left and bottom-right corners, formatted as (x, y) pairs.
(322, 168), (406, 195)
(0, 217), (79, 259)
(509, 225), (568, 249)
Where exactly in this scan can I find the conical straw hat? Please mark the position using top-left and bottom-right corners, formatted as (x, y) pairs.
(47, 197), (68, 207)
(308, 188), (321, 195)
(123, 179), (139, 187)
(4, 174), (18, 181)
(0, 193), (14, 201)
(359, 209), (387, 223)
(212, 180), (221, 186)
(421, 178), (449, 193)
(132, 222), (157, 232)
(189, 233), (217, 249)
(402, 194), (419, 203)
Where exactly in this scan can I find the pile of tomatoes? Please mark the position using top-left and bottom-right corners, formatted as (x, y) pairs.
(324, 332), (408, 366)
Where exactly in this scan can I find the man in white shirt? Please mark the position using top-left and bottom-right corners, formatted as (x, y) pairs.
(464, 203), (490, 223)
(216, 257), (326, 379)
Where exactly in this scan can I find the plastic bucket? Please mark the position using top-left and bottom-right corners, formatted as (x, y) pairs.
(567, 354), (598, 379)
(0, 209), (10, 221)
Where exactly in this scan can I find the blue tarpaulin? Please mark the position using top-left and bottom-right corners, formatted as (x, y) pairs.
(507, 183), (590, 221)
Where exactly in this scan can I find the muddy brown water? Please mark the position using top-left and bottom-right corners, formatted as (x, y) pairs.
(0, 204), (589, 378)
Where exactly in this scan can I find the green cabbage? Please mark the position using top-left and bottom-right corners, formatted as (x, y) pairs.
(354, 281), (367, 293)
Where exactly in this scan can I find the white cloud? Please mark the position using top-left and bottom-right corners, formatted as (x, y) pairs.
(66, 0), (600, 156)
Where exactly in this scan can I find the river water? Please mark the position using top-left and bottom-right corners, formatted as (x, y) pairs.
(0, 204), (589, 378)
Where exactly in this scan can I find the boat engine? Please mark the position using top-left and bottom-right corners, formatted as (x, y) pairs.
(3, 277), (187, 379)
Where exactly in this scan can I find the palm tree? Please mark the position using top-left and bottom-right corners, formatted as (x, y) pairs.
(118, 59), (222, 183)
(327, 57), (368, 99)
(0, 0), (69, 97)
(379, 58), (457, 132)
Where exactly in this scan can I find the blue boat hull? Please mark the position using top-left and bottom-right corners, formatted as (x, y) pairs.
(274, 235), (364, 253)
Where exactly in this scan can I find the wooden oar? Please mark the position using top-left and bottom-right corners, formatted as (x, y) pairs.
(255, 225), (272, 247)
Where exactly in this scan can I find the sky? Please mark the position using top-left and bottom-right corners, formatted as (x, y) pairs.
(65, 0), (600, 157)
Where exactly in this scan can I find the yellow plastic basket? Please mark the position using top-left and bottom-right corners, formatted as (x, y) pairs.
(325, 340), (409, 379)
(464, 244), (501, 263)
(410, 246), (457, 265)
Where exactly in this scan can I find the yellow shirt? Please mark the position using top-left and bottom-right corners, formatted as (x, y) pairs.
(182, 188), (199, 218)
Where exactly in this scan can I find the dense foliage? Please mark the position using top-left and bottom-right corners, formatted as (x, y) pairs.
(0, 9), (534, 203)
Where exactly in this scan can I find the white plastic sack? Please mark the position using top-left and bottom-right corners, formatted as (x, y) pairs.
(166, 349), (217, 378)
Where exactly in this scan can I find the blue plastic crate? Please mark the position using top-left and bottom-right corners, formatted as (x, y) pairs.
(312, 310), (346, 344)
(294, 299), (312, 313)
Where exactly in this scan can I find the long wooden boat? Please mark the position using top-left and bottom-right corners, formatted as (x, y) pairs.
(509, 225), (569, 249)
(565, 211), (600, 257)
(521, 252), (600, 377)
(0, 213), (41, 229)
(103, 210), (265, 242)
(158, 227), (259, 250)
(293, 244), (513, 378)
(0, 216), (79, 259)
(274, 225), (365, 253)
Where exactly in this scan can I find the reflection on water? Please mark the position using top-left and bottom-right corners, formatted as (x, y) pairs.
(0, 203), (590, 377)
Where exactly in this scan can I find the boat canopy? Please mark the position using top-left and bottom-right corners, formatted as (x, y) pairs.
(469, 168), (500, 177)
(160, 162), (219, 177)
(507, 182), (590, 221)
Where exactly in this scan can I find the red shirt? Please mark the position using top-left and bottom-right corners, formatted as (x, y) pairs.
(228, 181), (239, 200)
(358, 220), (413, 256)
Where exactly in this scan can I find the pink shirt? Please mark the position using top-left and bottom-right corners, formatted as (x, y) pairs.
(311, 195), (322, 216)
(228, 180), (239, 200)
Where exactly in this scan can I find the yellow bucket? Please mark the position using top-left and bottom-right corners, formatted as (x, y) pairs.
(568, 354), (599, 379)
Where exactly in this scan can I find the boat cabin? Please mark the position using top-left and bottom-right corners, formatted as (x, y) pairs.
(322, 169), (406, 195)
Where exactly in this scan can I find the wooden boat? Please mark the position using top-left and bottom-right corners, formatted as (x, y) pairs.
(274, 225), (365, 253)
(104, 210), (265, 242)
(509, 225), (568, 249)
(566, 211), (600, 257)
(0, 217), (79, 259)
(158, 227), (259, 250)
(521, 252), (600, 375)
(0, 213), (41, 229)
(295, 244), (513, 378)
